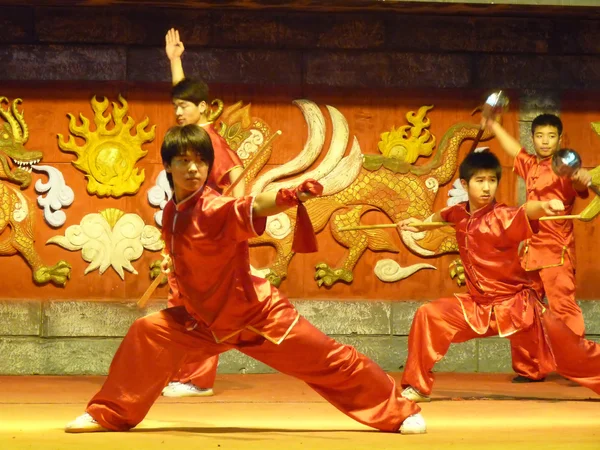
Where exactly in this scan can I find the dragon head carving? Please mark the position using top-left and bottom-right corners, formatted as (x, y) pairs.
(0, 97), (43, 189)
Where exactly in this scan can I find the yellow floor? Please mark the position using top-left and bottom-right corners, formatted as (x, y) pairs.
(1, 373), (599, 450)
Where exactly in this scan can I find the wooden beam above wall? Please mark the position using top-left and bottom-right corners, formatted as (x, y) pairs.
(0, 0), (599, 18)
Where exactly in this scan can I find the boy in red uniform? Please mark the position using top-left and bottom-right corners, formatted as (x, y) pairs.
(161, 28), (246, 397)
(485, 114), (591, 383)
(399, 151), (600, 403)
(65, 125), (426, 434)
(166, 28), (244, 197)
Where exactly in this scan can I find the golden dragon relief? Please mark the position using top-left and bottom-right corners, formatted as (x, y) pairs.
(0, 97), (71, 286)
(217, 100), (492, 287)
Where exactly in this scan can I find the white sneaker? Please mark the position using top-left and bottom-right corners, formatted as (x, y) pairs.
(401, 386), (431, 403)
(65, 412), (108, 433)
(161, 382), (214, 398)
(399, 413), (427, 434)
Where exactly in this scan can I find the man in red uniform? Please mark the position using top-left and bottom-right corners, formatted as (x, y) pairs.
(161, 29), (246, 397)
(65, 125), (425, 434)
(398, 151), (600, 403)
(484, 114), (591, 383)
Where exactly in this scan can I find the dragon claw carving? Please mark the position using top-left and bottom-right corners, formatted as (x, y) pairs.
(265, 270), (283, 287)
(11, 167), (32, 189)
(314, 263), (354, 287)
(33, 260), (72, 287)
(149, 259), (168, 286)
(449, 257), (466, 287)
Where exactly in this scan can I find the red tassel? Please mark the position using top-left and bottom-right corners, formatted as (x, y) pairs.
(292, 202), (318, 253)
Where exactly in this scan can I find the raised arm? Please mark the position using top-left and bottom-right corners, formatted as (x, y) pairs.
(165, 28), (185, 86)
(482, 118), (522, 159)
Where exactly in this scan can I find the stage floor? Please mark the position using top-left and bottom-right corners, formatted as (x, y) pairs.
(1, 373), (598, 450)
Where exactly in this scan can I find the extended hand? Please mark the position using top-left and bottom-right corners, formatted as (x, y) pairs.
(396, 218), (421, 232)
(165, 28), (185, 60)
(479, 116), (498, 132)
(276, 179), (323, 206)
(572, 168), (592, 190)
(160, 253), (173, 274)
(297, 179), (323, 202)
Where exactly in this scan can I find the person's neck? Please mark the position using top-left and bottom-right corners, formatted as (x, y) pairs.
(195, 117), (211, 127)
(468, 200), (488, 213)
(174, 186), (197, 204)
(536, 154), (552, 162)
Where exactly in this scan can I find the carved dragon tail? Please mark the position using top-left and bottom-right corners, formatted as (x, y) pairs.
(208, 99), (224, 123)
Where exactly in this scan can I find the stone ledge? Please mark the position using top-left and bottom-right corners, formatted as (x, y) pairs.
(0, 337), (121, 375)
(0, 45), (126, 81)
(292, 300), (391, 335)
(0, 301), (40, 336)
(334, 335), (406, 372)
(41, 301), (167, 337)
(581, 301), (600, 334)
(477, 337), (513, 373)
(35, 7), (211, 46)
(218, 350), (277, 375)
(475, 55), (600, 90)
(1, 299), (599, 339)
(391, 301), (422, 335)
(127, 47), (303, 85)
(2, 333), (598, 376)
(305, 51), (472, 88)
(37, 299), (393, 337)
(437, 340), (478, 373)
(386, 16), (553, 54)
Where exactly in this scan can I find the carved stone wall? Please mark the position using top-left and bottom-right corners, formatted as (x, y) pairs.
(1, 6), (600, 90)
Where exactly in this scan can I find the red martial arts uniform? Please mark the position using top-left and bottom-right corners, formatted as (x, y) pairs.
(167, 122), (244, 389)
(87, 187), (420, 431)
(511, 149), (588, 379)
(401, 201), (600, 397)
(202, 123), (243, 192)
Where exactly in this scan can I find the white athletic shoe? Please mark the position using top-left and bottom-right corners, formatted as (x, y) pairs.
(65, 412), (108, 433)
(399, 413), (427, 434)
(161, 382), (214, 398)
(401, 386), (431, 403)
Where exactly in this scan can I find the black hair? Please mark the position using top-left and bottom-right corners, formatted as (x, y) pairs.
(531, 114), (563, 136)
(161, 125), (214, 188)
(171, 78), (209, 105)
(459, 150), (502, 183)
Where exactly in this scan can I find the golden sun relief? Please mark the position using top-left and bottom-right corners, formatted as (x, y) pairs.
(377, 105), (435, 164)
(58, 95), (155, 197)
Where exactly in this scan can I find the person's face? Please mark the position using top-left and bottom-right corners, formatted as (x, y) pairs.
(173, 99), (207, 126)
(165, 150), (208, 200)
(461, 169), (498, 211)
(532, 125), (561, 159)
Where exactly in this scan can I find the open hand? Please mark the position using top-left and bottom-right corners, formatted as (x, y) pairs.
(165, 28), (185, 60)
